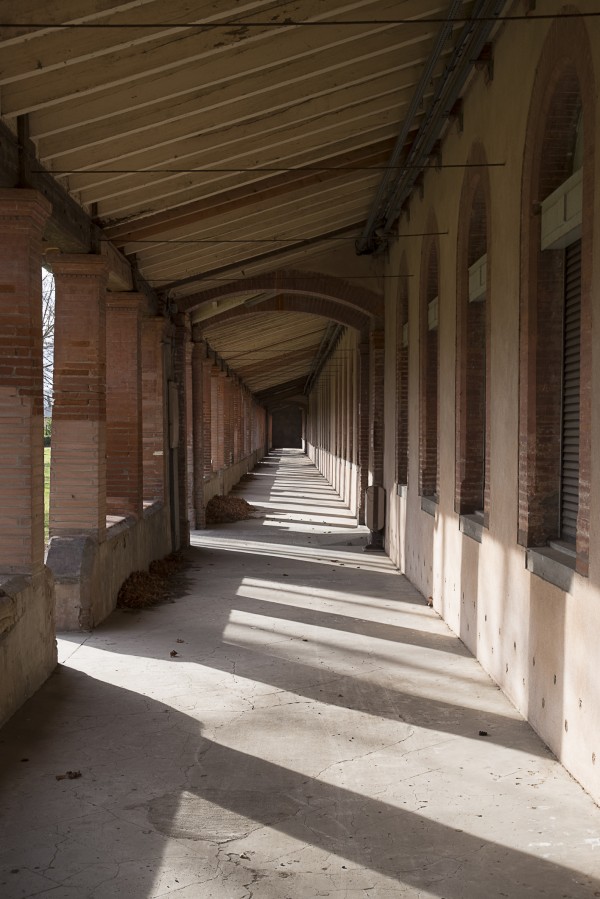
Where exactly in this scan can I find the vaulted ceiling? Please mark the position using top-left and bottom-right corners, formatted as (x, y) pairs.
(0, 0), (498, 403)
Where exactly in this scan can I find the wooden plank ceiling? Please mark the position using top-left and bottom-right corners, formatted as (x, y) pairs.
(0, 0), (475, 400)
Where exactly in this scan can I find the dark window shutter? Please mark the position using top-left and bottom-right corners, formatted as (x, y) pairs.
(560, 239), (581, 542)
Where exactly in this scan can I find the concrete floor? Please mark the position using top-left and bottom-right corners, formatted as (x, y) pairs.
(1, 451), (600, 898)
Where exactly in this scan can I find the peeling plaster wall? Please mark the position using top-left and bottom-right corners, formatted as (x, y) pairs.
(382, 2), (600, 804)
(0, 570), (57, 728)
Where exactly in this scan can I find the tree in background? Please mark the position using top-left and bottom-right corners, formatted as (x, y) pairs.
(42, 268), (54, 415)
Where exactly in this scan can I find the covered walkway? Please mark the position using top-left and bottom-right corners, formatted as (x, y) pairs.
(1, 452), (599, 898)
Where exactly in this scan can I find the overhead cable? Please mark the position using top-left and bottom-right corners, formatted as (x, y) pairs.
(40, 164), (505, 175)
(3, 13), (599, 29)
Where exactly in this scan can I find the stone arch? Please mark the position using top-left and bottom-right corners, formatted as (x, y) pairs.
(179, 269), (384, 321)
(193, 294), (370, 334)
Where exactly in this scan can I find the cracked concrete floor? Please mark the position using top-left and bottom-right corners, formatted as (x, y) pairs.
(1, 450), (600, 898)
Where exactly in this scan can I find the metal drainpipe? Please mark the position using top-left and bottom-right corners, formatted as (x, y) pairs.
(356, 0), (464, 255)
(381, 0), (507, 234)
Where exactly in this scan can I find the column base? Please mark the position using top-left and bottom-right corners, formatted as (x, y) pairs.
(363, 529), (385, 552)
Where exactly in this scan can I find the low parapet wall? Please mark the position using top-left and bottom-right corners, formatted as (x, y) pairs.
(47, 501), (172, 631)
(0, 568), (57, 727)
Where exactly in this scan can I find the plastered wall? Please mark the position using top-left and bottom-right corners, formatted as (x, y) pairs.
(382, 1), (600, 803)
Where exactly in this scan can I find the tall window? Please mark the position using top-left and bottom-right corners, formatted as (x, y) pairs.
(395, 256), (409, 488)
(519, 36), (593, 577)
(419, 234), (440, 501)
(456, 158), (490, 525)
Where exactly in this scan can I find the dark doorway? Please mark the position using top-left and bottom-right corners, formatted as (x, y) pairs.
(271, 404), (303, 448)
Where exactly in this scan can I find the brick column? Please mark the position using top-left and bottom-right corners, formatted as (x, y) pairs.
(191, 335), (206, 528)
(233, 381), (241, 464)
(50, 255), (108, 539)
(106, 293), (143, 519)
(369, 328), (385, 485)
(216, 370), (226, 470)
(202, 358), (212, 479)
(357, 337), (370, 525)
(173, 315), (193, 545)
(0, 190), (50, 574)
(244, 389), (251, 458)
(223, 374), (234, 468)
(141, 316), (167, 504)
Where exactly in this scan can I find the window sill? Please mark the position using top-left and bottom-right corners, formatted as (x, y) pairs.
(421, 494), (438, 517)
(396, 483), (408, 498)
(459, 512), (485, 544)
(526, 543), (576, 593)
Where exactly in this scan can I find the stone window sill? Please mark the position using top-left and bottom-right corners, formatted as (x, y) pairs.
(459, 512), (485, 544)
(421, 494), (438, 517)
(396, 483), (408, 498)
(526, 541), (577, 593)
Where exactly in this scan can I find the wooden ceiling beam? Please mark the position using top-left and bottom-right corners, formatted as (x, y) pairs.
(35, 36), (424, 153)
(84, 122), (396, 222)
(105, 141), (392, 243)
(0, 0), (274, 84)
(128, 176), (375, 266)
(255, 377), (308, 401)
(25, 0), (441, 135)
(0, 0), (157, 45)
(1, 0), (402, 116)
(88, 124), (396, 225)
(134, 190), (375, 281)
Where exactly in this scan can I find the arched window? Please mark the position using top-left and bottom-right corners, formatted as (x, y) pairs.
(456, 147), (491, 531)
(395, 254), (409, 489)
(419, 228), (440, 503)
(519, 20), (595, 579)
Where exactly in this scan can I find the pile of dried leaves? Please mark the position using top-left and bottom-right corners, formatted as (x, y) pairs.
(117, 552), (186, 609)
(205, 494), (257, 524)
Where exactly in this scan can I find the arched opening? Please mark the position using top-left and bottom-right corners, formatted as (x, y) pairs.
(519, 38), (595, 577)
(419, 229), (440, 503)
(395, 254), (409, 490)
(455, 148), (491, 526)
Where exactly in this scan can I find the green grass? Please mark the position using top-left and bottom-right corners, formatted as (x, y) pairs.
(44, 447), (50, 542)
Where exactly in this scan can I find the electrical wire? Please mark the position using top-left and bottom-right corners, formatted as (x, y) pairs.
(105, 231), (447, 244)
(3, 14), (599, 29)
(40, 164), (505, 175)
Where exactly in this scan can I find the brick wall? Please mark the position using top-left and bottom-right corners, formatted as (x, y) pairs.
(51, 255), (109, 539)
(141, 316), (167, 504)
(106, 293), (143, 519)
(419, 232), (440, 499)
(369, 328), (385, 485)
(518, 20), (595, 576)
(395, 257), (409, 487)
(455, 156), (491, 520)
(0, 191), (50, 573)
(172, 314), (192, 544)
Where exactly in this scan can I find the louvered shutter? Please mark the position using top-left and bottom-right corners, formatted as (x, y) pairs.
(560, 239), (581, 542)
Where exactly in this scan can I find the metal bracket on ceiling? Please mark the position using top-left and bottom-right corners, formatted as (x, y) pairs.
(355, 230), (386, 257)
(475, 44), (494, 84)
(430, 141), (443, 172)
(449, 99), (464, 134)
(414, 173), (425, 202)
